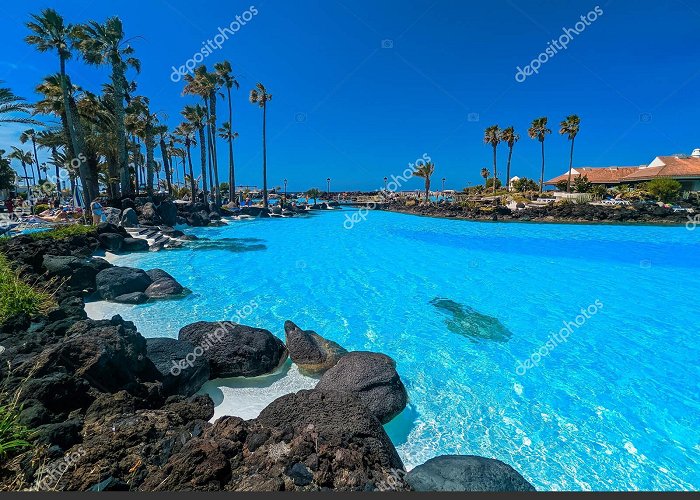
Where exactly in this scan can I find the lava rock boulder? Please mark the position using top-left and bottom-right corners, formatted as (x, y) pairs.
(405, 455), (535, 492)
(178, 321), (287, 378)
(315, 351), (408, 424)
(283, 320), (346, 375)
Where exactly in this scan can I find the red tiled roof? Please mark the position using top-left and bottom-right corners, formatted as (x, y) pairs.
(621, 156), (700, 181)
(544, 166), (642, 185)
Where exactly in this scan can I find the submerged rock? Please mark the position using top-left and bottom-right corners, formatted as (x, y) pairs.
(283, 320), (346, 375)
(178, 322), (287, 378)
(430, 298), (512, 342)
(315, 351), (408, 424)
(144, 269), (185, 299)
(405, 455), (535, 492)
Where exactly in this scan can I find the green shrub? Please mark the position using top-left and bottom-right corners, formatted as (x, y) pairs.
(32, 204), (50, 215)
(0, 255), (55, 324)
(645, 178), (682, 203)
(28, 224), (95, 241)
(573, 175), (593, 193)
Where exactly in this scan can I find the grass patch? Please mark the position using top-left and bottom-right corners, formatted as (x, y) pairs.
(0, 389), (31, 460)
(27, 224), (96, 241)
(0, 255), (56, 324)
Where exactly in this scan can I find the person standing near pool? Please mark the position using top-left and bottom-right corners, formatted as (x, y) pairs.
(90, 198), (104, 225)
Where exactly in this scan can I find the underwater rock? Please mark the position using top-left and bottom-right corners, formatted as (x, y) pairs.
(430, 298), (512, 342)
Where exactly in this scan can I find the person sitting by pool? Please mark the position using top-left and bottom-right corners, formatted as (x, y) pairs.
(90, 198), (104, 225)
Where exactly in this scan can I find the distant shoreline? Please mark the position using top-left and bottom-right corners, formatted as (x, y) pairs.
(380, 203), (692, 228)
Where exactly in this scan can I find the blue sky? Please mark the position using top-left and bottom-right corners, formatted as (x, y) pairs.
(1, 0), (699, 192)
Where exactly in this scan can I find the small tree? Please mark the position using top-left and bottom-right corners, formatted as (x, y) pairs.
(485, 178), (502, 190)
(305, 188), (321, 204)
(556, 180), (569, 191)
(645, 178), (682, 203)
(573, 175), (593, 193)
(512, 177), (539, 192)
(0, 150), (16, 191)
(591, 185), (608, 199)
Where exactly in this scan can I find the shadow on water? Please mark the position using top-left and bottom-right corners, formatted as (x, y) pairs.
(383, 404), (419, 447)
(430, 297), (512, 343)
(184, 237), (267, 253)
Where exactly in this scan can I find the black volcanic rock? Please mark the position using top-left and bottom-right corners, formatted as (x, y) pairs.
(178, 321), (287, 378)
(283, 320), (346, 375)
(95, 267), (152, 300)
(405, 455), (535, 492)
(146, 337), (209, 397)
(315, 351), (408, 424)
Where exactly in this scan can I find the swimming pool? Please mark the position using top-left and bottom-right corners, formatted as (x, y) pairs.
(90, 209), (700, 491)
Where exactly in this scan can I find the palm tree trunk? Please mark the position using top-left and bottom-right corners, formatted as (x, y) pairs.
(262, 103), (268, 209)
(425, 178), (430, 201)
(228, 136), (235, 204)
(198, 127), (208, 204)
(51, 147), (62, 194)
(186, 140), (196, 205)
(60, 63), (93, 206)
(227, 86), (235, 203)
(506, 146), (513, 192)
(539, 140), (546, 193)
(492, 144), (498, 194)
(159, 138), (173, 196)
(31, 138), (41, 183)
(146, 126), (155, 195)
(566, 137), (575, 193)
(113, 65), (130, 197)
(21, 163), (29, 199)
(209, 92), (221, 207)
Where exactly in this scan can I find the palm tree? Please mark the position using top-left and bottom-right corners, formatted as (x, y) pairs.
(413, 161), (436, 201)
(182, 106), (208, 204)
(183, 66), (219, 206)
(19, 129), (42, 183)
(155, 123), (172, 195)
(72, 16), (140, 197)
(25, 9), (91, 202)
(218, 122), (238, 202)
(500, 127), (519, 192)
(481, 167), (490, 188)
(560, 114), (581, 193)
(483, 125), (501, 194)
(528, 117), (552, 193)
(0, 84), (40, 126)
(9, 147), (34, 195)
(249, 83), (272, 208)
(173, 123), (197, 201)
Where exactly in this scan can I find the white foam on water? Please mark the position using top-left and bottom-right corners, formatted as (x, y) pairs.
(198, 361), (318, 422)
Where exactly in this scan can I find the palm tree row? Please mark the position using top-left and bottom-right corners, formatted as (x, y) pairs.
(482, 115), (580, 194)
(2, 8), (273, 212)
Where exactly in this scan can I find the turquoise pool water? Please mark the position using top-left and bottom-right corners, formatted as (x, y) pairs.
(94, 210), (700, 491)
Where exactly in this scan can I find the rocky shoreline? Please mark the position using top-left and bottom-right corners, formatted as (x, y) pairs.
(383, 200), (694, 225)
(0, 200), (535, 492)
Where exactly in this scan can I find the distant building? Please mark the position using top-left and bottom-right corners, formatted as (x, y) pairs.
(545, 149), (700, 191)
